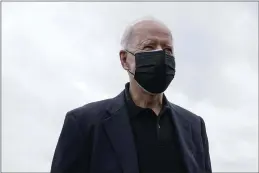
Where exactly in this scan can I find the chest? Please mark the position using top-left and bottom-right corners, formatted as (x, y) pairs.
(129, 111), (186, 172)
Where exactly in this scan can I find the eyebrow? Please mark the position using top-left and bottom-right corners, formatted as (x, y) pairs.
(162, 43), (173, 48)
(135, 36), (173, 49)
(140, 39), (155, 45)
(141, 40), (173, 48)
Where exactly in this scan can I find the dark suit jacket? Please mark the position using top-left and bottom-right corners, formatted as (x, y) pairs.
(51, 90), (212, 173)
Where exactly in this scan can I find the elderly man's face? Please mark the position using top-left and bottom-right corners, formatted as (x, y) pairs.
(120, 21), (173, 72)
(119, 20), (176, 94)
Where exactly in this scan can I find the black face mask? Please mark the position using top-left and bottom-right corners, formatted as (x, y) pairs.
(126, 49), (176, 94)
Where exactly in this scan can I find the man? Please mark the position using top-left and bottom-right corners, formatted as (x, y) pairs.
(51, 18), (212, 173)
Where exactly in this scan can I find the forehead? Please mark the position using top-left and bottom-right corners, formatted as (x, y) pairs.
(132, 21), (173, 47)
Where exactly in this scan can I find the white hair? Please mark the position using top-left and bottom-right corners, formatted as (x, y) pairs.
(120, 16), (170, 50)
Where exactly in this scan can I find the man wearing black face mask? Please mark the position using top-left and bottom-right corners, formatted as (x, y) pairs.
(125, 49), (176, 94)
(51, 18), (212, 173)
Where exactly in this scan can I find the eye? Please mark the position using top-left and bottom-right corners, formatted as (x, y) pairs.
(164, 48), (172, 54)
(143, 45), (154, 51)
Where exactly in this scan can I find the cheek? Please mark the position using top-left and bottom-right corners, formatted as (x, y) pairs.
(130, 63), (136, 70)
(127, 57), (136, 70)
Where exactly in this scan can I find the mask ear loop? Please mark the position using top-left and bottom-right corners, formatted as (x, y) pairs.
(127, 70), (135, 76)
(124, 49), (135, 76)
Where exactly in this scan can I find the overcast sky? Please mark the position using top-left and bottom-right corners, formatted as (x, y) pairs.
(2, 2), (258, 172)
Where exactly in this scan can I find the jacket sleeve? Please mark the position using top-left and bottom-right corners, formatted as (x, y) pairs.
(51, 112), (91, 173)
(200, 117), (212, 173)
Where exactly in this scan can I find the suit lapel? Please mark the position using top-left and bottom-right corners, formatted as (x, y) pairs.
(169, 103), (199, 173)
(103, 91), (139, 173)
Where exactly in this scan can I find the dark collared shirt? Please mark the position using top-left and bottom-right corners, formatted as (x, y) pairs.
(124, 83), (186, 173)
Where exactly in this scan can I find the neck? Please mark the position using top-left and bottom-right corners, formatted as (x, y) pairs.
(129, 80), (163, 110)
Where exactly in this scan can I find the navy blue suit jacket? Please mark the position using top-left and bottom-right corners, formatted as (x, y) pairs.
(51, 90), (212, 173)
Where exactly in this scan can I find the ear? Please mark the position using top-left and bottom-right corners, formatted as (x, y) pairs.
(119, 50), (129, 70)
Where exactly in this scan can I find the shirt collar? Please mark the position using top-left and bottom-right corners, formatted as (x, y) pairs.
(124, 82), (170, 119)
